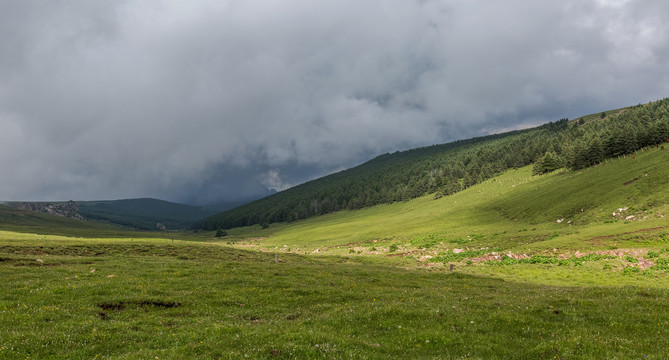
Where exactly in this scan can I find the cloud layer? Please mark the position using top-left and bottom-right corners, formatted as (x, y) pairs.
(1, 0), (668, 203)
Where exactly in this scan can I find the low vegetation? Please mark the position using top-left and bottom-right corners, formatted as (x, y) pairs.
(2, 234), (669, 359)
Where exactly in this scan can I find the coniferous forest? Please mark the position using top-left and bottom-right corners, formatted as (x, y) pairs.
(197, 99), (669, 230)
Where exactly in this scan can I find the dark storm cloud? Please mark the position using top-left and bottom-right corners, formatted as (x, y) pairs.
(1, 0), (668, 204)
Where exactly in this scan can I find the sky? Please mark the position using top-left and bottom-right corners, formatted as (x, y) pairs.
(1, 0), (668, 205)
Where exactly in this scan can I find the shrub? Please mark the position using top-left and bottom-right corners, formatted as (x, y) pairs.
(215, 229), (228, 237)
(654, 258), (669, 265)
(651, 263), (669, 272)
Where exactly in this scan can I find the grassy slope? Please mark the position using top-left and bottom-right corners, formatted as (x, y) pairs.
(2, 235), (669, 359)
(240, 146), (667, 250)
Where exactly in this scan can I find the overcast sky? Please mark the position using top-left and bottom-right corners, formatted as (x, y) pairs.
(1, 0), (668, 204)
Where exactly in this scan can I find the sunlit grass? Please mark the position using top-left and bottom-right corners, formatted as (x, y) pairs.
(2, 238), (669, 359)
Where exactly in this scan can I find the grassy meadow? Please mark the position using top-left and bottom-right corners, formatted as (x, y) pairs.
(1, 147), (668, 358)
(224, 147), (669, 286)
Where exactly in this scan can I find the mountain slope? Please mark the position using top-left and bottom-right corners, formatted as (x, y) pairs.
(233, 146), (668, 253)
(198, 98), (669, 230)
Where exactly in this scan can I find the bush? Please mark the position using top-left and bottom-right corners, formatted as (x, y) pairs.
(215, 229), (228, 237)
(624, 255), (639, 263)
(654, 258), (669, 265)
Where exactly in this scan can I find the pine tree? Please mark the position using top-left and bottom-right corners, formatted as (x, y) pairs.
(533, 152), (559, 175)
(586, 137), (604, 165)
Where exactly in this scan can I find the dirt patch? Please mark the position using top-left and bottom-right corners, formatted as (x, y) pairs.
(98, 302), (126, 311)
(286, 313), (300, 321)
(98, 300), (182, 312)
(623, 177), (641, 186)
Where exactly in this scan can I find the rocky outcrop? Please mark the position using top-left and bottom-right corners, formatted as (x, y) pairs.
(16, 200), (84, 220)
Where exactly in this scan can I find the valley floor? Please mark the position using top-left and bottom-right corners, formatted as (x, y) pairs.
(1, 233), (669, 359)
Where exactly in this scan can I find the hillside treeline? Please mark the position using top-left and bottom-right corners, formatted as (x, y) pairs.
(197, 98), (669, 230)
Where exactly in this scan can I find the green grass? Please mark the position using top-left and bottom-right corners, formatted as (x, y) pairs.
(2, 235), (669, 359)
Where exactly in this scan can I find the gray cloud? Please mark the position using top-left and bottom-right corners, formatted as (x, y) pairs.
(1, 0), (668, 204)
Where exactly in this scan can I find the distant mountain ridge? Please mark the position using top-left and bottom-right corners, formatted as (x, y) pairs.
(7, 198), (249, 230)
